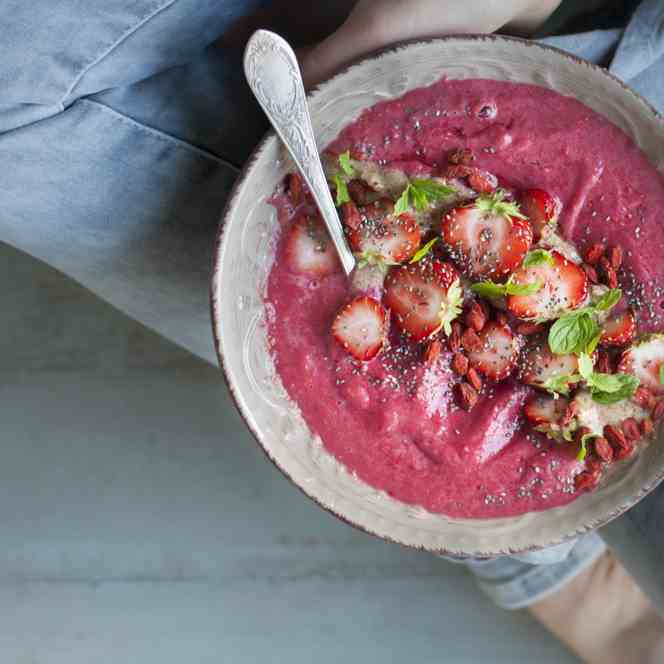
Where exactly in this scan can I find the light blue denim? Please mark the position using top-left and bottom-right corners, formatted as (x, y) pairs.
(0, 0), (663, 611)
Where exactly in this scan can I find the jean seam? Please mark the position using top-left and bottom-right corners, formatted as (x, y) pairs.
(78, 99), (239, 170)
(58, 0), (179, 108)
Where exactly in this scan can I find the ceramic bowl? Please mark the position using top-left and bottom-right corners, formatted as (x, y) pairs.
(211, 35), (664, 556)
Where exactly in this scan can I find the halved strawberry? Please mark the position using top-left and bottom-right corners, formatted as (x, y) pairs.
(600, 310), (636, 347)
(331, 295), (386, 361)
(506, 250), (588, 321)
(346, 197), (421, 264)
(520, 341), (579, 391)
(618, 334), (664, 395)
(519, 188), (561, 241)
(440, 191), (533, 279)
(383, 259), (461, 341)
(523, 393), (570, 427)
(284, 215), (340, 276)
(466, 322), (519, 380)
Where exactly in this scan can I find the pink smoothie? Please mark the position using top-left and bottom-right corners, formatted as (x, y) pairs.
(265, 78), (664, 518)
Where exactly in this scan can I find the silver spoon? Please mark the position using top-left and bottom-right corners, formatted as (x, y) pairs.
(244, 29), (356, 276)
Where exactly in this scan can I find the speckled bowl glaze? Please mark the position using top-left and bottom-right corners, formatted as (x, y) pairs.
(211, 35), (664, 556)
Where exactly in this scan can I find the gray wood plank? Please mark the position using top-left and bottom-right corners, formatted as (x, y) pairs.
(0, 242), (578, 663)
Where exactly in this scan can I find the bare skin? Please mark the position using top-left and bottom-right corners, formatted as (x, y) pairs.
(297, 2), (664, 662)
(530, 552), (664, 664)
(300, 0), (562, 86)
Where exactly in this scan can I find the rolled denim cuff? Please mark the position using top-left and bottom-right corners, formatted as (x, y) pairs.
(444, 533), (606, 610)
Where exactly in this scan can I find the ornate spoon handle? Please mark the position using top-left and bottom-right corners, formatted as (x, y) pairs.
(244, 29), (356, 276)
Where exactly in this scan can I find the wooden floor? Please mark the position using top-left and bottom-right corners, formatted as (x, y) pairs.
(0, 242), (578, 663)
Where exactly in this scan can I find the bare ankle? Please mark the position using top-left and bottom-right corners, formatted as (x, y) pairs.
(528, 552), (664, 664)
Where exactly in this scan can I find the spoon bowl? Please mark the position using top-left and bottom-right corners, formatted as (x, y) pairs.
(244, 30), (355, 276)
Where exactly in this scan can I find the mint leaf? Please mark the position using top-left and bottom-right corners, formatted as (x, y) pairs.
(441, 279), (463, 336)
(590, 373), (639, 404)
(588, 372), (626, 393)
(409, 185), (429, 211)
(409, 237), (439, 264)
(394, 179), (456, 214)
(548, 310), (599, 356)
(471, 278), (542, 299)
(410, 178), (456, 200)
(572, 353), (639, 405)
(338, 151), (354, 176)
(470, 281), (508, 299)
(542, 373), (582, 396)
(594, 288), (622, 311)
(505, 279), (543, 296)
(522, 249), (554, 269)
(586, 331), (602, 355)
(332, 174), (350, 205)
(660, 363), (664, 386)
(475, 189), (527, 220)
(394, 186), (410, 215)
(577, 353), (594, 380)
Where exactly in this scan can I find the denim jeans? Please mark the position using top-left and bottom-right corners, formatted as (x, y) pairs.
(1, 0), (663, 611)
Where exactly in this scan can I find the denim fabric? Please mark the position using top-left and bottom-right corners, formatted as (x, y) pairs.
(1, 0), (663, 611)
(462, 535), (606, 609)
(0, 1), (268, 361)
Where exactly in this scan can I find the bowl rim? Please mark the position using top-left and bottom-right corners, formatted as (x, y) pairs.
(210, 33), (664, 555)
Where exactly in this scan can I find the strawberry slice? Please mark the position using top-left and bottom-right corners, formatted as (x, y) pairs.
(523, 394), (570, 427)
(506, 250), (588, 321)
(600, 310), (636, 347)
(617, 334), (664, 395)
(466, 321), (520, 380)
(331, 295), (386, 361)
(284, 215), (340, 276)
(519, 188), (561, 241)
(347, 197), (421, 264)
(340, 200), (362, 231)
(383, 259), (461, 341)
(440, 190), (533, 279)
(520, 341), (579, 391)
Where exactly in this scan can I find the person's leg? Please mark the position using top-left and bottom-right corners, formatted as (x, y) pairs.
(530, 551), (664, 664)
(0, 1), (270, 362)
(0, 98), (236, 363)
(600, 484), (664, 613)
(0, 0), (265, 130)
(0, 1), (354, 362)
(455, 534), (606, 609)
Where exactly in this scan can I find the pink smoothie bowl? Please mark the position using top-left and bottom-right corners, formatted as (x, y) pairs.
(210, 35), (664, 557)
